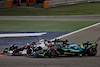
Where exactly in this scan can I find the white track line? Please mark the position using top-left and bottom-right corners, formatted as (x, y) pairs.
(51, 22), (100, 41)
(0, 32), (46, 37)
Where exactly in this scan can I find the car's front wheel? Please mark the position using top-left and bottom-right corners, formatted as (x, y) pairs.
(48, 48), (57, 58)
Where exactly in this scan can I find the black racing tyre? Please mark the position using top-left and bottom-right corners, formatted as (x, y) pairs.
(12, 49), (19, 56)
(27, 49), (32, 54)
(87, 47), (97, 56)
(34, 54), (40, 58)
(12, 51), (18, 56)
(12, 52), (16, 56)
(48, 48), (57, 58)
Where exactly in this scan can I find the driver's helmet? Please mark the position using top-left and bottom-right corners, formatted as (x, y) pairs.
(14, 45), (17, 47)
(31, 42), (36, 45)
(39, 38), (42, 40)
(39, 38), (45, 43)
(27, 43), (30, 46)
(65, 39), (68, 42)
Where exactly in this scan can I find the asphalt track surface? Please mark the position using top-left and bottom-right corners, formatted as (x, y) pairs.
(0, 15), (100, 21)
(0, 15), (100, 67)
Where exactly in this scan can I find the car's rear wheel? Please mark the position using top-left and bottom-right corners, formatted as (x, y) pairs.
(12, 51), (18, 56)
(87, 47), (97, 56)
(48, 48), (57, 58)
(27, 49), (32, 54)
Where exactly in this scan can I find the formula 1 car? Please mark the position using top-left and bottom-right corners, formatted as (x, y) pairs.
(11, 46), (27, 56)
(28, 39), (98, 58)
(53, 39), (98, 57)
(3, 44), (27, 56)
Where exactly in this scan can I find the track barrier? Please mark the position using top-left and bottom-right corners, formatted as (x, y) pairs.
(33, 0), (36, 6)
(1, 0), (100, 8)
(17, 0), (21, 6)
(43, 1), (49, 8)
(5, 0), (13, 8)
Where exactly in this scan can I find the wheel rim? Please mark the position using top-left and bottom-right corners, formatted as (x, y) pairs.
(90, 47), (97, 55)
(48, 49), (57, 58)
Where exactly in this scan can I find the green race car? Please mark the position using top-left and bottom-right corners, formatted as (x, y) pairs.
(28, 39), (98, 58)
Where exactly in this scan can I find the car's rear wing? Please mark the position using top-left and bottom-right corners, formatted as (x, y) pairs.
(83, 42), (98, 48)
(83, 36), (100, 47)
